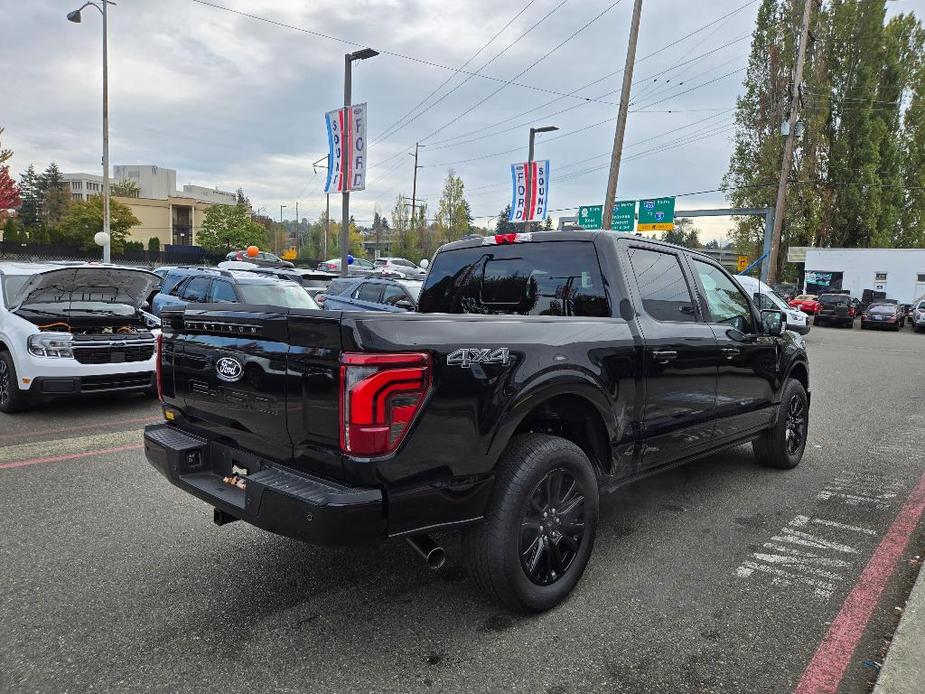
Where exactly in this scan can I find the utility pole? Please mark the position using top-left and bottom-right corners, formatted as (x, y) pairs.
(279, 204), (286, 254)
(312, 154), (331, 260)
(602, 0), (642, 231)
(295, 201), (299, 252)
(767, 0), (813, 285)
(410, 143), (423, 256)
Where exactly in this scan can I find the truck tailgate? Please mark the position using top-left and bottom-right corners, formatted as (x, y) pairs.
(162, 307), (343, 476)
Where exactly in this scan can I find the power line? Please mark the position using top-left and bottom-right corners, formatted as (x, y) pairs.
(370, 0), (549, 146)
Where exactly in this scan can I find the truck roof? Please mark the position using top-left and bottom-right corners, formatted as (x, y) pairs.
(437, 230), (716, 262)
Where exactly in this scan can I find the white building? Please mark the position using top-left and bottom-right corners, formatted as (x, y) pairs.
(181, 184), (237, 205)
(803, 248), (925, 303)
(60, 172), (103, 201)
(112, 164), (177, 200)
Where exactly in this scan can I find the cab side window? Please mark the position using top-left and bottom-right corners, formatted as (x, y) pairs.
(693, 260), (754, 332)
(626, 247), (697, 322)
(354, 282), (383, 303)
(753, 293), (777, 311)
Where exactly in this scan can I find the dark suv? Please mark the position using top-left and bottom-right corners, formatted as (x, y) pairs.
(815, 293), (856, 328)
(151, 268), (317, 316)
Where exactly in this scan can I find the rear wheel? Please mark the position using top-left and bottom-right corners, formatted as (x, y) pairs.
(0, 351), (28, 414)
(753, 378), (808, 470)
(462, 434), (598, 612)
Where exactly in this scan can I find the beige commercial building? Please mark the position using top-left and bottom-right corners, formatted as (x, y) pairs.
(115, 195), (215, 247)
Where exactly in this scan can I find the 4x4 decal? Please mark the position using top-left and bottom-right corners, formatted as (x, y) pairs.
(447, 348), (510, 369)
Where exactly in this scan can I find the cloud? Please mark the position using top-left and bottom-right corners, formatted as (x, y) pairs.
(2, 0), (773, 239)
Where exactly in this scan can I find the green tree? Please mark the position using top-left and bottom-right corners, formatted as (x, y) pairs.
(58, 196), (140, 252)
(3, 217), (23, 242)
(111, 178), (140, 198)
(18, 165), (41, 232)
(147, 236), (161, 253)
(39, 163), (71, 230)
(495, 204), (518, 234)
(662, 218), (702, 248)
(435, 169), (471, 243)
(197, 203), (268, 252)
(543, 216), (553, 230)
(0, 127), (12, 166)
(900, 38), (925, 248)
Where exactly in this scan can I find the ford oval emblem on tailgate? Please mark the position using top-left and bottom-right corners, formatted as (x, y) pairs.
(215, 356), (243, 382)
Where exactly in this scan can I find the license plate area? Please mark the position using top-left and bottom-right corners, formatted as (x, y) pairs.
(208, 441), (267, 479)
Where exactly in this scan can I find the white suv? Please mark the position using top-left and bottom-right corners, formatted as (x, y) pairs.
(373, 257), (427, 279)
(0, 263), (161, 413)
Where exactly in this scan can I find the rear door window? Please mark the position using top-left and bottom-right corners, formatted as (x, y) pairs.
(180, 276), (211, 302)
(418, 241), (611, 317)
(626, 248), (696, 322)
(354, 282), (384, 303)
(209, 280), (237, 303)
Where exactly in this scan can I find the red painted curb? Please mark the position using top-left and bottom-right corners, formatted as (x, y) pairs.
(795, 469), (925, 694)
(0, 444), (145, 470)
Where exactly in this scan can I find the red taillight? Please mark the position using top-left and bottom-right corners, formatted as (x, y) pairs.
(155, 333), (163, 400)
(339, 352), (432, 457)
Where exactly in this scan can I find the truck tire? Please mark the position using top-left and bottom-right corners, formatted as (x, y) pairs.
(0, 351), (28, 414)
(462, 433), (598, 612)
(753, 378), (808, 470)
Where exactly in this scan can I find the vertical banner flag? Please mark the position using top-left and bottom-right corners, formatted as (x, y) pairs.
(508, 160), (550, 223)
(324, 103), (367, 194)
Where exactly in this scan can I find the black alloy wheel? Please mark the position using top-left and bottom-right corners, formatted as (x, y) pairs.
(784, 394), (807, 456)
(0, 357), (9, 409)
(519, 467), (586, 586)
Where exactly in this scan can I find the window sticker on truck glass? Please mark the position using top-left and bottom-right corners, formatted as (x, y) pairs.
(447, 348), (510, 369)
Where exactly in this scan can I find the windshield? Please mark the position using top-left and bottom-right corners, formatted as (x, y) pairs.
(1, 275), (30, 308)
(238, 283), (319, 309)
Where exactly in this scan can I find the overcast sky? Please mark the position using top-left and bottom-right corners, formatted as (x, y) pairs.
(1, 0), (917, 241)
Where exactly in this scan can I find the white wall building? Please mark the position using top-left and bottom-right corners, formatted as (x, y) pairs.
(112, 165), (177, 200)
(181, 184), (237, 205)
(60, 172), (103, 201)
(803, 248), (925, 303)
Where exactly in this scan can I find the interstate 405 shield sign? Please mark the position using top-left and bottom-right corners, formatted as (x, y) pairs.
(508, 160), (549, 223)
(324, 103), (367, 193)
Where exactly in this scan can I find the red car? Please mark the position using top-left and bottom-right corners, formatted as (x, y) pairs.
(789, 294), (821, 315)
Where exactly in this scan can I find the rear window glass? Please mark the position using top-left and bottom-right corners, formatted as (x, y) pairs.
(418, 241), (611, 317)
(820, 294), (849, 304)
(869, 304), (894, 314)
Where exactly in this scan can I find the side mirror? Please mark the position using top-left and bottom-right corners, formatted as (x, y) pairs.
(761, 309), (786, 336)
(419, 258), (429, 269)
(394, 299), (416, 311)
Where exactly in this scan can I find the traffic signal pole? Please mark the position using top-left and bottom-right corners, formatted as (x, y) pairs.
(602, 0), (642, 231)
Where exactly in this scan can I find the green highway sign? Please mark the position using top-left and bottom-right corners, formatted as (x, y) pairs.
(637, 197), (675, 231)
(612, 200), (636, 232)
(578, 205), (603, 230)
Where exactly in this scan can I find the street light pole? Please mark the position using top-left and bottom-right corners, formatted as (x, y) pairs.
(340, 48), (378, 277)
(68, 1), (114, 263)
(528, 125), (558, 231)
(279, 204), (286, 254)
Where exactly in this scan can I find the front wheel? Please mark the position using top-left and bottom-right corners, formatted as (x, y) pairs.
(0, 351), (28, 414)
(753, 378), (808, 469)
(462, 434), (598, 612)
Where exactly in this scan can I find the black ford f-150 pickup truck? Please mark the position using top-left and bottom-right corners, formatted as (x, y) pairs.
(144, 232), (810, 611)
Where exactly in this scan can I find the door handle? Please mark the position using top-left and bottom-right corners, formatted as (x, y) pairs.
(721, 347), (740, 359)
(651, 350), (678, 364)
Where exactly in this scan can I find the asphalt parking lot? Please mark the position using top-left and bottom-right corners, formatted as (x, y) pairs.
(2, 323), (923, 694)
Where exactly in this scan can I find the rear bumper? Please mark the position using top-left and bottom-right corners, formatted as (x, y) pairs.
(143, 424), (384, 545)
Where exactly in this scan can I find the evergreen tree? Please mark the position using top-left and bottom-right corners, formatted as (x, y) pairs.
(18, 165), (41, 233)
(39, 162), (71, 229)
(496, 204), (518, 233)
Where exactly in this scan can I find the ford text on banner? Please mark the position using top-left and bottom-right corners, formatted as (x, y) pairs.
(324, 103), (367, 194)
(508, 160), (550, 223)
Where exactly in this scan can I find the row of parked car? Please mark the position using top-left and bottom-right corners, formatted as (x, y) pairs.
(148, 254), (431, 317)
(786, 292), (925, 331)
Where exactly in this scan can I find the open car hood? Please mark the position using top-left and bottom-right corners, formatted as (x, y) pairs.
(11, 266), (161, 311)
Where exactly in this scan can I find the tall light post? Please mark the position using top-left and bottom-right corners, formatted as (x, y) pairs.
(279, 204), (287, 254)
(68, 1), (114, 263)
(340, 47), (378, 277)
(528, 125), (557, 231)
